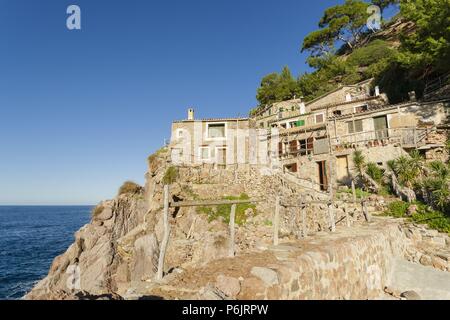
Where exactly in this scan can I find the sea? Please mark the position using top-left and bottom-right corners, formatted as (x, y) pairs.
(0, 206), (92, 300)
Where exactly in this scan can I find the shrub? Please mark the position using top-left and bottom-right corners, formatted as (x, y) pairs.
(366, 162), (384, 184)
(162, 166), (178, 185)
(197, 194), (256, 226)
(92, 205), (104, 217)
(348, 40), (395, 67)
(118, 181), (143, 196)
(384, 201), (450, 235)
(384, 201), (409, 218)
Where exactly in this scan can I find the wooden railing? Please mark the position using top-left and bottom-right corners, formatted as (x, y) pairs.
(331, 127), (431, 150)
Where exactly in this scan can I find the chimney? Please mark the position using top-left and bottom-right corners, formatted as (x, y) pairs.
(188, 108), (195, 120)
(408, 91), (417, 101)
(375, 86), (380, 97)
(299, 102), (306, 115)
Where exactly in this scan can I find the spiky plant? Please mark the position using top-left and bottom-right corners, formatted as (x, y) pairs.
(353, 150), (365, 176)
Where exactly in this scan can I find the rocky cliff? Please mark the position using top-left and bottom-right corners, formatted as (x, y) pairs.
(25, 148), (450, 300)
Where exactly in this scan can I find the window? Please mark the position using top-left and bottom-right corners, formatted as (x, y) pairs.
(315, 113), (325, 124)
(199, 147), (210, 160)
(333, 110), (342, 116)
(354, 105), (368, 113)
(348, 120), (363, 134)
(298, 138), (314, 156)
(177, 129), (184, 138)
(207, 123), (226, 139)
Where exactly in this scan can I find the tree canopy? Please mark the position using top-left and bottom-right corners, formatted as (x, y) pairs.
(254, 0), (450, 109)
(256, 66), (301, 106)
(302, 0), (370, 56)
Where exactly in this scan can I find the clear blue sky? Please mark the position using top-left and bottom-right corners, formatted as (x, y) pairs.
(0, 0), (389, 205)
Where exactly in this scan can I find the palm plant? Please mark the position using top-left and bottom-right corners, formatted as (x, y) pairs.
(353, 150), (365, 176)
(422, 161), (450, 213)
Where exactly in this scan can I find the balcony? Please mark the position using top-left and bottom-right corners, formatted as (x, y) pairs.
(331, 127), (433, 152)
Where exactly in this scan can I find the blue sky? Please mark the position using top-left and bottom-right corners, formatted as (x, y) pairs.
(0, 1), (396, 205)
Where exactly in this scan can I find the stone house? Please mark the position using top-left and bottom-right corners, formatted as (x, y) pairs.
(170, 80), (449, 191)
(170, 109), (269, 167)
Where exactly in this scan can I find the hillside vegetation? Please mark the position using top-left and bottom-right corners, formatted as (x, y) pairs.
(253, 0), (450, 114)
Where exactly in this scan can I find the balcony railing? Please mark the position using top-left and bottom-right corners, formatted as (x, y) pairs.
(331, 127), (431, 150)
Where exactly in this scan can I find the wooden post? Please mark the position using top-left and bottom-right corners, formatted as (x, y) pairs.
(156, 185), (171, 281)
(229, 204), (237, 257)
(328, 203), (336, 232)
(301, 205), (307, 238)
(351, 180), (357, 203)
(273, 196), (280, 246)
(345, 208), (351, 227)
(362, 200), (372, 223)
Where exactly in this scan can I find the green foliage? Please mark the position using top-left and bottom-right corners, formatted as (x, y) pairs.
(421, 160), (450, 213)
(255, 0), (450, 108)
(385, 200), (410, 217)
(338, 187), (371, 199)
(147, 147), (167, 165)
(264, 219), (273, 227)
(197, 194), (256, 226)
(353, 150), (366, 175)
(389, 152), (423, 188)
(385, 201), (450, 234)
(347, 40), (395, 67)
(118, 181), (143, 196)
(256, 66), (302, 106)
(366, 162), (385, 183)
(398, 0), (450, 74)
(302, 0), (370, 55)
(162, 166), (179, 185)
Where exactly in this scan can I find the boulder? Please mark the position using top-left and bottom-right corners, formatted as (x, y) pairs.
(215, 275), (241, 298)
(130, 234), (159, 282)
(400, 291), (421, 300)
(250, 267), (279, 287)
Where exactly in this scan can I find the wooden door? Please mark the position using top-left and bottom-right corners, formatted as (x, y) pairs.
(217, 148), (227, 165)
(317, 161), (328, 191)
(336, 156), (350, 183)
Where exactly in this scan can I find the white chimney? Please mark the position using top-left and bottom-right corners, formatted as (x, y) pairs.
(375, 86), (380, 97)
(345, 93), (352, 102)
(299, 102), (306, 115)
(188, 108), (194, 120)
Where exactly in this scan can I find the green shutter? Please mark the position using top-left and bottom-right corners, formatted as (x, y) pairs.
(296, 120), (305, 127)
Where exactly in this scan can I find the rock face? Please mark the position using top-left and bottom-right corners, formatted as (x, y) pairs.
(25, 148), (450, 300)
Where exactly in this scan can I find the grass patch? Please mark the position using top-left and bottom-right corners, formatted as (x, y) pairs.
(384, 201), (450, 235)
(337, 188), (371, 199)
(147, 147), (167, 165)
(118, 181), (143, 196)
(197, 193), (256, 226)
(92, 205), (104, 217)
(162, 166), (178, 185)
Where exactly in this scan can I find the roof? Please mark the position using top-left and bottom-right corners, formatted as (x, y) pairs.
(305, 78), (374, 107)
(173, 118), (249, 124)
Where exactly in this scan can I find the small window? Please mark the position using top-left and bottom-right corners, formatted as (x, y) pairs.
(354, 105), (368, 113)
(315, 113), (325, 124)
(199, 147), (210, 160)
(208, 123), (226, 138)
(333, 110), (342, 116)
(348, 120), (363, 133)
(177, 130), (184, 138)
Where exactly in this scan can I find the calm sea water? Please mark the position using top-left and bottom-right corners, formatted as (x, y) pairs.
(0, 206), (91, 300)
